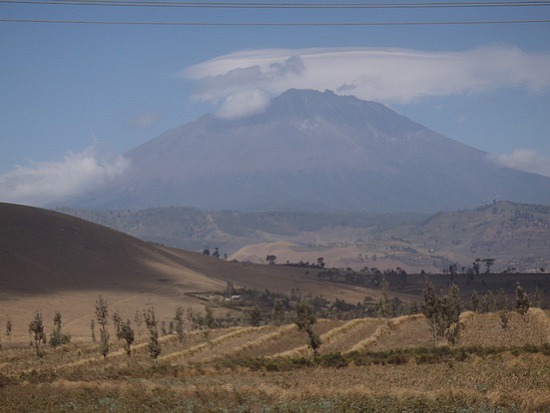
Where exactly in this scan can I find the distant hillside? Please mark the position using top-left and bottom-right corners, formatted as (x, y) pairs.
(57, 206), (425, 255)
(388, 201), (550, 273)
(68, 89), (550, 212)
(59, 201), (550, 273)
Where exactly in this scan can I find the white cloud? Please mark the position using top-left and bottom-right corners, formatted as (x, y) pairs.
(491, 149), (550, 178)
(217, 89), (271, 119)
(0, 147), (131, 206)
(183, 45), (550, 119)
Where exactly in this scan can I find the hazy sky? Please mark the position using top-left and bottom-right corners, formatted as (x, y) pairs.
(1, 1), (550, 205)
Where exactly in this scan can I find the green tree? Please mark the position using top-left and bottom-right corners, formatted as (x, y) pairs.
(49, 311), (70, 348)
(482, 258), (495, 274)
(422, 282), (462, 346)
(316, 257), (325, 268)
(95, 295), (110, 358)
(143, 306), (161, 359)
(266, 254), (277, 265)
(29, 311), (47, 358)
(293, 300), (321, 357)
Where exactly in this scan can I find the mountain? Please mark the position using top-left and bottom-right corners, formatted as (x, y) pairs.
(71, 89), (550, 212)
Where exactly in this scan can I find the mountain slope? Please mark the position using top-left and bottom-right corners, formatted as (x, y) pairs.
(71, 89), (550, 212)
(0, 203), (223, 294)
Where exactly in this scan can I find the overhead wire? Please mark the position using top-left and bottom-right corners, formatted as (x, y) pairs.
(1, 0), (550, 8)
(2, 0), (549, 26)
(1, 17), (549, 25)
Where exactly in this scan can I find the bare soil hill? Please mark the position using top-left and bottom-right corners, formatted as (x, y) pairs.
(0, 203), (380, 342)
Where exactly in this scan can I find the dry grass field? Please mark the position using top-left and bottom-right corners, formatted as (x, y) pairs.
(1, 310), (549, 412)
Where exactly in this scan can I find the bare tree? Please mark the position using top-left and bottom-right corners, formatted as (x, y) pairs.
(471, 290), (480, 313)
(378, 280), (392, 318)
(246, 305), (263, 326)
(293, 300), (321, 357)
(272, 299), (286, 325)
(515, 282), (530, 316)
(422, 281), (441, 346)
(49, 311), (70, 348)
(120, 319), (135, 356)
(143, 306), (161, 359)
(6, 319), (12, 348)
(95, 295), (110, 358)
(443, 284), (462, 345)
(134, 309), (143, 338)
(174, 306), (185, 346)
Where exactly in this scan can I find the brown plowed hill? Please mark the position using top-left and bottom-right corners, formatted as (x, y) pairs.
(0, 203), (381, 342)
(0, 203), (224, 294)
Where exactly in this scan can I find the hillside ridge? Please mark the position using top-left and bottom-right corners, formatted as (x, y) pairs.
(59, 200), (550, 273)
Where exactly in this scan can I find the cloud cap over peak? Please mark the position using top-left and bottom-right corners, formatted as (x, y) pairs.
(184, 45), (550, 119)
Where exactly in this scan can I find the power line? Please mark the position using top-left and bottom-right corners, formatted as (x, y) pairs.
(2, 17), (550, 25)
(1, 0), (550, 8)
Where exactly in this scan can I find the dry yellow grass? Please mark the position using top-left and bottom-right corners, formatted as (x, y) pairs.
(268, 319), (346, 358)
(345, 314), (425, 353)
(2, 350), (548, 412)
(1, 310), (550, 412)
(160, 325), (279, 364)
(459, 308), (550, 347)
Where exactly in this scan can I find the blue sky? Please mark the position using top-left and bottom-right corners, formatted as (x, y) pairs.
(1, 1), (550, 206)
